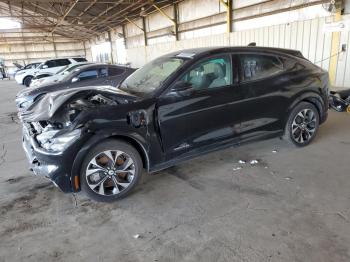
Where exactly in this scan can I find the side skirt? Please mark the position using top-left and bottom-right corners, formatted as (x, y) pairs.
(149, 130), (283, 173)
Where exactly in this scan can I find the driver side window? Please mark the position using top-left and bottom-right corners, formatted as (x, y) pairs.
(181, 55), (232, 90)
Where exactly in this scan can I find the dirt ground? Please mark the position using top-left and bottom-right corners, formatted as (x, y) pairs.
(0, 80), (349, 262)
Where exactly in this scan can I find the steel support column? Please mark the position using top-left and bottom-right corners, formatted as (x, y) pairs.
(329, 1), (343, 87)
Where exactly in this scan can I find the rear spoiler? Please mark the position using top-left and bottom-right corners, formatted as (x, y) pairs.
(247, 42), (305, 59)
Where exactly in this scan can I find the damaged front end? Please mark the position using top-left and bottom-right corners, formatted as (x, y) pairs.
(19, 86), (137, 192)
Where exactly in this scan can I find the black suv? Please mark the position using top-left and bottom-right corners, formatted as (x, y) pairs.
(19, 47), (329, 202)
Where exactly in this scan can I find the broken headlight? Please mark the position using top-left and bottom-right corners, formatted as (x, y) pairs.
(37, 128), (81, 153)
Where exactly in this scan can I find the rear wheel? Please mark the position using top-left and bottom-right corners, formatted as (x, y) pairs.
(80, 140), (143, 202)
(284, 102), (320, 147)
(23, 76), (33, 87)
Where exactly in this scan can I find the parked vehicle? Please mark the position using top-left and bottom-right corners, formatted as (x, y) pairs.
(15, 57), (87, 87)
(16, 64), (136, 111)
(30, 62), (91, 88)
(19, 46), (329, 202)
(13, 62), (41, 82)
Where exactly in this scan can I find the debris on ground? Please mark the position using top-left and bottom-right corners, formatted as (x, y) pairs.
(250, 160), (259, 165)
(238, 160), (246, 164)
(272, 150), (278, 153)
(133, 234), (141, 239)
(233, 167), (243, 171)
(284, 177), (293, 181)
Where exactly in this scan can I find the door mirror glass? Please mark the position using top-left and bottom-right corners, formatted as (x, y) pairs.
(71, 77), (79, 83)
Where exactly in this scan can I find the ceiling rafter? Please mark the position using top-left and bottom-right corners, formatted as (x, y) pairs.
(0, 0), (181, 41)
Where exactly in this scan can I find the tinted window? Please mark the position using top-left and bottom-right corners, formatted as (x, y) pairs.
(73, 57), (88, 62)
(108, 67), (124, 76)
(240, 54), (283, 82)
(45, 60), (57, 68)
(77, 70), (98, 81)
(181, 56), (232, 90)
(56, 59), (71, 66)
(100, 68), (108, 77)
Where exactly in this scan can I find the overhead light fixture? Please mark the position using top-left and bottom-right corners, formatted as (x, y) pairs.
(140, 7), (147, 17)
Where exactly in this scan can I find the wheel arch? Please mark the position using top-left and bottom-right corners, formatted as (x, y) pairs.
(22, 75), (33, 84)
(285, 91), (326, 126)
(71, 133), (149, 192)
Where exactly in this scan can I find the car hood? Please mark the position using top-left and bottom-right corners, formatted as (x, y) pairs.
(13, 62), (23, 69)
(18, 85), (138, 122)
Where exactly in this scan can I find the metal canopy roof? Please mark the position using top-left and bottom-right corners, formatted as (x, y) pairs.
(0, 0), (178, 40)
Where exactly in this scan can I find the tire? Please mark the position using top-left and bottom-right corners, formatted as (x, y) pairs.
(80, 139), (143, 202)
(284, 102), (320, 147)
(23, 76), (33, 87)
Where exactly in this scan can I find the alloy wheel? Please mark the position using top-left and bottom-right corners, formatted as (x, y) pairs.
(291, 109), (317, 144)
(85, 150), (135, 196)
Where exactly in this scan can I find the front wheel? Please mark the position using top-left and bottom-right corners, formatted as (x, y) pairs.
(284, 102), (320, 147)
(80, 139), (143, 202)
(23, 76), (33, 87)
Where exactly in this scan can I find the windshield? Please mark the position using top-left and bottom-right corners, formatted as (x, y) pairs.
(119, 57), (185, 95)
(56, 65), (69, 74)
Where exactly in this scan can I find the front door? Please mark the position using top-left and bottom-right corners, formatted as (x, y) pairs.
(157, 54), (243, 160)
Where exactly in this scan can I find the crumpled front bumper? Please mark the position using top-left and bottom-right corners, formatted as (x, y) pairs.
(22, 126), (72, 192)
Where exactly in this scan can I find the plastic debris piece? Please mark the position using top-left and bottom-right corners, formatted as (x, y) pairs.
(250, 160), (258, 165)
(133, 234), (141, 239)
(264, 166), (268, 169)
(238, 160), (246, 164)
(233, 167), (242, 171)
(272, 150), (278, 153)
(284, 177), (293, 181)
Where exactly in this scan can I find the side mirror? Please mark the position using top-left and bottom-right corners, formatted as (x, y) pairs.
(170, 81), (193, 95)
(42, 65), (48, 69)
(71, 77), (79, 83)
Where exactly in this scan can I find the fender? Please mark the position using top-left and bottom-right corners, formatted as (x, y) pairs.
(284, 91), (326, 125)
(70, 129), (150, 192)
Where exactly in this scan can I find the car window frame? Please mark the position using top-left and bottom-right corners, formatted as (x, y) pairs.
(165, 53), (236, 96)
(237, 52), (285, 84)
(76, 69), (99, 82)
(108, 66), (126, 76)
(99, 67), (109, 78)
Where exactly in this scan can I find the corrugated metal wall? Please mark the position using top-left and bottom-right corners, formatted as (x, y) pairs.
(0, 28), (87, 71)
(125, 15), (350, 89)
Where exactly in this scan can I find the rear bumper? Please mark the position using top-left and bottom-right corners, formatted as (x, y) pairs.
(22, 126), (72, 192)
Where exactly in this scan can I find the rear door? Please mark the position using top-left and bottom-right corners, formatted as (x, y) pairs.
(157, 54), (243, 159)
(237, 53), (291, 141)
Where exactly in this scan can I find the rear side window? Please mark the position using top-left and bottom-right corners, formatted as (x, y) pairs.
(45, 60), (57, 68)
(240, 54), (284, 82)
(56, 59), (71, 66)
(100, 68), (108, 77)
(78, 70), (98, 81)
(108, 67), (125, 76)
(73, 57), (88, 62)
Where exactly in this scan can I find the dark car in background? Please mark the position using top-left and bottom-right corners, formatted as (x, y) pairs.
(16, 64), (136, 111)
(18, 46), (329, 202)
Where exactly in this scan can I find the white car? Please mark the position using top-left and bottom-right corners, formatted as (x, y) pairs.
(15, 57), (87, 87)
(30, 62), (91, 88)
